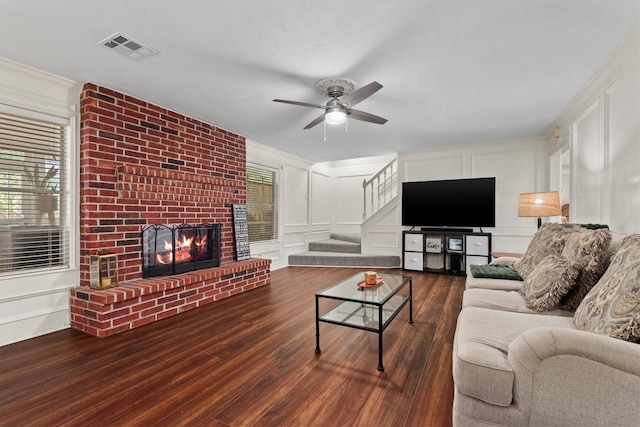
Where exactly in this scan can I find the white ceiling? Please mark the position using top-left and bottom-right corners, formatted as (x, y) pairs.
(1, 1), (639, 162)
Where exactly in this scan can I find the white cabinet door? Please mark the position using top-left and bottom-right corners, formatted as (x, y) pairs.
(404, 233), (424, 252)
(466, 235), (489, 256)
(404, 252), (424, 271)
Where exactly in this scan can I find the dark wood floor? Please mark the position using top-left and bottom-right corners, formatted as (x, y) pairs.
(0, 267), (464, 427)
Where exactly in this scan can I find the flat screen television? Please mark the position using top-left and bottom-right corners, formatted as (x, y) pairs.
(401, 177), (496, 228)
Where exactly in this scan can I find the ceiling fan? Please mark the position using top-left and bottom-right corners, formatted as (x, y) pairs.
(273, 78), (388, 129)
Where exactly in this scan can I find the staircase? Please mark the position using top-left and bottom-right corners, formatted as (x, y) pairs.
(288, 233), (401, 268)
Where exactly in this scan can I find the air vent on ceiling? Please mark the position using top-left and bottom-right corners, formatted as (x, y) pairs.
(98, 32), (158, 61)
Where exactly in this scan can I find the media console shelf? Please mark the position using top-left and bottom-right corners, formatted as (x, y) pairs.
(402, 230), (491, 276)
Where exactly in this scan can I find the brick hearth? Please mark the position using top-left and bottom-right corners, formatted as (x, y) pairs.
(72, 83), (270, 337)
(70, 259), (270, 337)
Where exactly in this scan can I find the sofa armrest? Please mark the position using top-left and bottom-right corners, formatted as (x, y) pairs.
(508, 327), (640, 426)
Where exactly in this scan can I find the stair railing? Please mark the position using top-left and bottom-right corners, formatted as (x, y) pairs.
(362, 158), (397, 220)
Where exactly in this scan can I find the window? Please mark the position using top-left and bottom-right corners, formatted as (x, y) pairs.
(0, 112), (69, 275)
(246, 164), (279, 242)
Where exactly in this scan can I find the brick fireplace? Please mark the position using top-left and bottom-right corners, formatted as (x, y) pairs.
(70, 83), (270, 337)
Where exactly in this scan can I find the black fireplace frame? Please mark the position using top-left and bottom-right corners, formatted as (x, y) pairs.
(142, 223), (221, 278)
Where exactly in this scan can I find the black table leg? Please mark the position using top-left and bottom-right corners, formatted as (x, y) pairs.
(315, 295), (321, 354)
(409, 278), (414, 324)
(377, 305), (384, 371)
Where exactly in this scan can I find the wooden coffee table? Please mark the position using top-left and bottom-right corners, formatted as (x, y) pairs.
(314, 272), (413, 371)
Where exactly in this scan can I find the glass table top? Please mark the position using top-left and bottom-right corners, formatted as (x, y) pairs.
(316, 273), (411, 305)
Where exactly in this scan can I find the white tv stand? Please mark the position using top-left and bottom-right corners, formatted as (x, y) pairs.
(402, 229), (491, 276)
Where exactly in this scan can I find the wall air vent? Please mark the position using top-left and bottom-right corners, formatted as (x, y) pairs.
(98, 32), (158, 61)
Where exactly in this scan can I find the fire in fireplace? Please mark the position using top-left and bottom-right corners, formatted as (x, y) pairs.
(142, 223), (221, 278)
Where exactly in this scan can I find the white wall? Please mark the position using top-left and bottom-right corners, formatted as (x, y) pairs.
(319, 154), (396, 235)
(361, 137), (550, 256)
(246, 140), (395, 268)
(245, 23), (640, 269)
(246, 140), (313, 271)
(550, 22), (639, 234)
(0, 57), (81, 346)
(365, 24), (640, 255)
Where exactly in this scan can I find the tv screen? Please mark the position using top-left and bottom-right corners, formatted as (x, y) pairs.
(401, 177), (496, 228)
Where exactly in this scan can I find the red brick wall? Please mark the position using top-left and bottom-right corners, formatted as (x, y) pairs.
(79, 83), (246, 286)
(70, 259), (270, 337)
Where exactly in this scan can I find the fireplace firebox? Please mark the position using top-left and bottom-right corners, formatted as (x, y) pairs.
(142, 223), (221, 278)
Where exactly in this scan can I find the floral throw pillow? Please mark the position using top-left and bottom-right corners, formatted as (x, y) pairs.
(560, 229), (612, 311)
(514, 223), (575, 279)
(522, 254), (581, 311)
(574, 234), (640, 343)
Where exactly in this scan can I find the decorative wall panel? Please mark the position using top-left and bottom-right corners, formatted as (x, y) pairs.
(404, 155), (464, 182)
(606, 63), (640, 234)
(335, 174), (368, 225)
(283, 165), (309, 226)
(310, 171), (331, 225)
(572, 100), (603, 223)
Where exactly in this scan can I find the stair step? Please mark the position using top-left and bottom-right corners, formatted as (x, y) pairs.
(309, 239), (361, 254)
(288, 251), (401, 268)
(329, 233), (361, 244)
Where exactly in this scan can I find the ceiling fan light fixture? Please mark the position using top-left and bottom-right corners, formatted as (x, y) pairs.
(325, 109), (346, 125)
(274, 79), (386, 129)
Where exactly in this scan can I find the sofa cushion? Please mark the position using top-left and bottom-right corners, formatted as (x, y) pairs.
(463, 288), (573, 316)
(453, 307), (576, 407)
(574, 234), (640, 343)
(513, 223), (574, 279)
(465, 274), (523, 291)
(560, 228), (612, 310)
(470, 264), (522, 281)
(522, 254), (581, 311)
(490, 256), (521, 268)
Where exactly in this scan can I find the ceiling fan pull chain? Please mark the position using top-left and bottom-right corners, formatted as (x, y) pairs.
(323, 120), (327, 142)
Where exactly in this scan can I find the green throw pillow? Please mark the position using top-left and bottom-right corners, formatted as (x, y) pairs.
(470, 264), (523, 281)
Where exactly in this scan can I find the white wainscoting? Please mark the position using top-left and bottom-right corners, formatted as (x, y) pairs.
(310, 170), (332, 226)
(282, 164), (310, 227)
(404, 154), (465, 182)
(334, 173), (368, 234)
(555, 22), (639, 234)
(605, 62), (640, 233)
(572, 99), (604, 224)
(0, 269), (79, 346)
(0, 57), (81, 346)
(387, 137), (549, 255)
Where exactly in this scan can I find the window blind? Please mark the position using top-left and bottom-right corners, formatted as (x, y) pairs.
(246, 165), (279, 243)
(0, 112), (69, 274)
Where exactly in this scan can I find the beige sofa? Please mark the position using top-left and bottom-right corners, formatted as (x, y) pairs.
(452, 225), (640, 426)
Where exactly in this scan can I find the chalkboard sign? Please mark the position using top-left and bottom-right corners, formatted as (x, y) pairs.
(231, 204), (251, 261)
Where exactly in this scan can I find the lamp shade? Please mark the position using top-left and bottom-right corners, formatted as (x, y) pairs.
(518, 191), (562, 217)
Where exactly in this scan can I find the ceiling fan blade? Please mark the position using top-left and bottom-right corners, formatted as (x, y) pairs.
(339, 81), (383, 108)
(273, 99), (327, 109)
(347, 109), (388, 125)
(303, 114), (326, 129)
